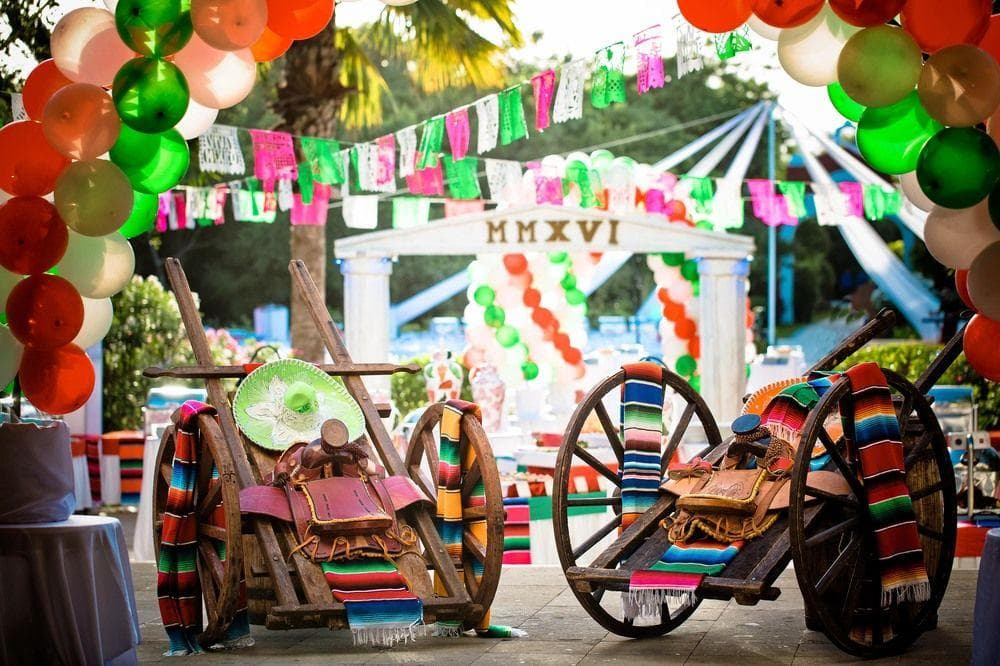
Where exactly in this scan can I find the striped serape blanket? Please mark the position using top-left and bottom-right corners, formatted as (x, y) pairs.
(157, 401), (251, 655)
(322, 559), (423, 647)
(435, 400), (525, 638)
(502, 496), (531, 564)
(620, 363), (666, 531)
(625, 540), (744, 618)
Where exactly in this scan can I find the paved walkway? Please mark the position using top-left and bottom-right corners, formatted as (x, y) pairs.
(134, 560), (976, 665)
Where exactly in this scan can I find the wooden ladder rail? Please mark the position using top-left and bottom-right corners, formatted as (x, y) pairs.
(163, 257), (308, 611)
(914, 321), (968, 395)
(287, 259), (471, 605)
(808, 308), (898, 374)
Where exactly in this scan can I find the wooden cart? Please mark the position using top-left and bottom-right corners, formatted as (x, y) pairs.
(148, 258), (505, 648)
(552, 309), (960, 658)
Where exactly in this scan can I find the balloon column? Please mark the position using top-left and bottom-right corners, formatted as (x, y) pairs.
(678, 0), (1000, 380)
(647, 254), (703, 391)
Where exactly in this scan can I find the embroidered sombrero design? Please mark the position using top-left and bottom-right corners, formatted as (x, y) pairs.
(232, 359), (365, 451)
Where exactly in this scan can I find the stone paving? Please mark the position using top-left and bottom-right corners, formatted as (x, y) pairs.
(134, 558), (977, 665)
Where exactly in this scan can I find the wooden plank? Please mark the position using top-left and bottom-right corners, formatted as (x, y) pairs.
(144, 362), (421, 379)
(270, 597), (482, 619)
(564, 566), (779, 602)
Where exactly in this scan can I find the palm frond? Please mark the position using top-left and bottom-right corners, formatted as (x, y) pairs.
(336, 28), (391, 129)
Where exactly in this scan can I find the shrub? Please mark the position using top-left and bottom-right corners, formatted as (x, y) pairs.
(390, 354), (473, 421)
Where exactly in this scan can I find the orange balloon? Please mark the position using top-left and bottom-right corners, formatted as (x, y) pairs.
(191, 0), (268, 51)
(675, 318), (697, 339)
(901, 0), (991, 53)
(956, 269), (975, 310)
(978, 14), (1000, 64)
(251, 25), (292, 62)
(679, 0), (753, 33)
(5, 274), (83, 349)
(19, 343), (95, 415)
(964, 313), (1000, 380)
(21, 59), (73, 121)
(752, 0), (824, 29)
(0, 196), (68, 275)
(688, 336), (701, 359)
(41, 83), (121, 160)
(0, 121), (70, 196)
(266, 0), (333, 41)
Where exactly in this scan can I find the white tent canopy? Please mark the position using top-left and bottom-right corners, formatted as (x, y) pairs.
(334, 204), (754, 425)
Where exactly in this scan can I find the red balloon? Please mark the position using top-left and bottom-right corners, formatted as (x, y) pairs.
(829, 0), (907, 27)
(21, 59), (73, 121)
(590, 252), (603, 263)
(523, 288), (542, 308)
(0, 196), (68, 275)
(689, 336), (702, 359)
(656, 288), (672, 306)
(964, 314), (1000, 380)
(266, 0), (333, 41)
(5, 274), (83, 349)
(563, 347), (583, 366)
(679, 0), (753, 33)
(978, 15), (1000, 65)
(956, 269), (976, 310)
(0, 121), (70, 196)
(554, 333), (571, 352)
(665, 199), (687, 221)
(664, 302), (685, 321)
(532, 308), (554, 328)
(19, 343), (95, 414)
(752, 0), (824, 28)
(901, 0), (991, 53)
(675, 318), (696, 340)
(502, 253), (528, 275)
(251, 25), (292, 62)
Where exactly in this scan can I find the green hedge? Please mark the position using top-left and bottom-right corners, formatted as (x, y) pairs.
(838, 342), (1000, 430)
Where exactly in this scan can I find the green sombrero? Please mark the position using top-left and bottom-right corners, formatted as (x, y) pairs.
(232, 358), (365, 451)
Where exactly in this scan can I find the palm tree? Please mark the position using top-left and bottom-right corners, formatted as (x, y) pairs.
(276, 1), (522, 361)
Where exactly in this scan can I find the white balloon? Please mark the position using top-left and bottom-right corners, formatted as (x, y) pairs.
(0, 325), (23, 388)
(0, 268), (21, 312)
(924, 202), (1000, 270)
(777, 6), (860, 87)
(899, 171), (935, 212)
(381, 0), (418, 5)
(174, 99), (219, 140)
(50, 8), (133, 87)
(747, 16), (782, 41)
(174, 34), (256, 109)
(73, 297), (113, 349)
(103, 0), (118, 9)
(57, 230), (136, 298)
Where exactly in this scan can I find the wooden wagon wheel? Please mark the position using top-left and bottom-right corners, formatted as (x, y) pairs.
(403, 403), (505, 623)
(789, 369), (956, 658)
(553, 368), (723, 637)
(152, 414), (245, 648)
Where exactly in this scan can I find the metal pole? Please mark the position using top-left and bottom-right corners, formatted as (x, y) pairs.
(767, 107), (777, 347)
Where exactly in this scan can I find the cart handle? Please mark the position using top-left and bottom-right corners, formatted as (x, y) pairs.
(144, 362), (422, 379)
(807, 308), (897, 374)
(914, 320), (968, 396)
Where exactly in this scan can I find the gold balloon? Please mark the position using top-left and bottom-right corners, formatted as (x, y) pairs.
(54, 160), (134, 237)
(968, 241), (1000, 319)
(41, 83), (121, 160)
(919, 45), (1000, 128)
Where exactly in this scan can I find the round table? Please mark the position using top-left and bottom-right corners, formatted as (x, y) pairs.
(0, 516), (140, 665)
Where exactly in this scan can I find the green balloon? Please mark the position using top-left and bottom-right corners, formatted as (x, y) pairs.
(857, 92), (942, 175)
(837, 26), (921, 109)
(483, 304), (505, 328)
(113, 57), (190, 133)
(916, 127), (1000, 210)
(495, 325), (520, 348)
(560, 273), (577, 290)
(676, 354), (697, 378)
(115, 0), (193, 57)
(521, 361), (540, 381)
(548, 252), (569, 264)
(110, 124), (190, 194)
(695, 220), (713, 231)
(565, 288), (586, 306)
(827, 83), (865, 122)
(473, 285), (495, 307)
(661, 252), (685, 267)
(681, 259), (700, 282)
(692, 282), (700, 297)
(689, 375), (701, 393)
(118, 190), (158, 237)
(590, 149), (615, 170)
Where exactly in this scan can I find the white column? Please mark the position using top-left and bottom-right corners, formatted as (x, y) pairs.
(340, 255), (393, 392)
(697, 251), (750, 431)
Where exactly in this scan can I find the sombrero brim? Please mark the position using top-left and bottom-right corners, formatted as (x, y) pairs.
(232, 358), (366, 451)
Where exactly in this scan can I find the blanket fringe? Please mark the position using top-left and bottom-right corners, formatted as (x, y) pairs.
(352, 623), (424, 648)
(622, 588), (695, 621)
(883, 581), (931, 607)
(432, 622), (465, 638)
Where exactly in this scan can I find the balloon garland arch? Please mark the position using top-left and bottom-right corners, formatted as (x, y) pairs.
(5, 0), (1000, 414)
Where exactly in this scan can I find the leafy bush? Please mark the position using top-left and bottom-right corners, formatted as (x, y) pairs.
(390, 354), (473, 420)
(838, 342), (1000, 429)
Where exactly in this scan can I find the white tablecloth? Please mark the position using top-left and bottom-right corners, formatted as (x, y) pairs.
(0, 516), (140, 665)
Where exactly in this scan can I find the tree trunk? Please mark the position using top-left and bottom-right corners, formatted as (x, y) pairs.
(276, 20), (348, 362)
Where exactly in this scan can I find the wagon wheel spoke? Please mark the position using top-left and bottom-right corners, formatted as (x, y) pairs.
(573, 445), (621, 489)
(197, 437), (215, 507)
(869, 576), (884, 647)
(410, 464), (437, 503)
(815, 535), (860, 596)
(572, 513), (622, 561)
(594, 399), (624, 463)
(910, 480), (945, 503)
(840, 554), (866, 626)
(160, 461), (173, 485)
(904, 432), (933, 469)
(591, 587), (606, 604)
(896, 393), (914, 435)
(805, 516), (859, 549)
(819, 430), (865, 501)
(567, 495), (622, 509)
(916, 523), (945, 542)
(662, 403), (695, 476)
(419, 429), (440, 483)
(198, 480), (222, 519)
(804, 484), (859, 510)
(461, 465), (482, 500)
(199, 540), (226, 591)
(199, 522), (227, 541)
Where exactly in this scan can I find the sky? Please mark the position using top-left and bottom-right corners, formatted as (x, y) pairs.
(35, 0), (844, 137)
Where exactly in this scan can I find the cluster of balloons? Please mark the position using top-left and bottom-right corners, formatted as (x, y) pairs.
(648, 254), (702, 391)
(678, 1), (1000, 381)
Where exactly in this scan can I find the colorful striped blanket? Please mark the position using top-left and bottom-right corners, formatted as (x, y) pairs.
(502, 496), (531, 565)
(625, 540), (743, 618)
(157, 401), (251, 655)
(435, 400), (524, 638)
(322, 559), (423, 647)
(620, 363), (666, 531)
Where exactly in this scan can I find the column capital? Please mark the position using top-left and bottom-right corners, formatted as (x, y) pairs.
(339, 254), (393, 276)
(696, 253), (751, 277)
